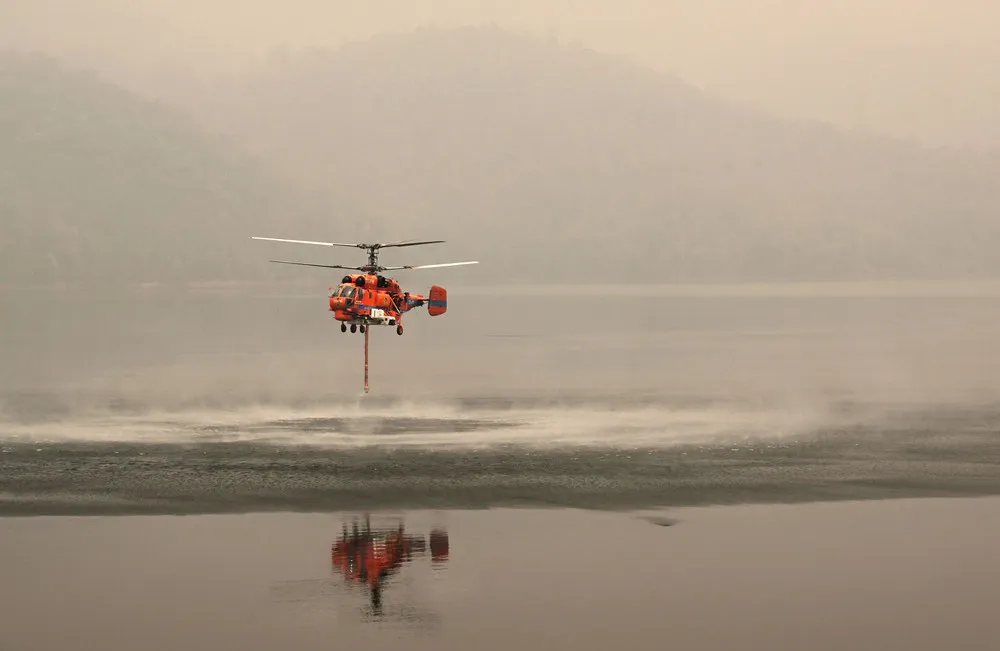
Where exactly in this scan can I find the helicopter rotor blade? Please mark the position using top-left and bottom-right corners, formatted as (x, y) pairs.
(251, 236), (362, 249)
(382, 261), (479, 271)
(378, 240), (446, 248)
(268, 260), (363, 271)
(252, 236), (447, 250)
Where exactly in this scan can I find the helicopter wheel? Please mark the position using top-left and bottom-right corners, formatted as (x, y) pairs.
(340, 323), (347, 333)
(350, 324), (357, 333)
(359, 324), (366, 333)
(396, 325), (403, 336)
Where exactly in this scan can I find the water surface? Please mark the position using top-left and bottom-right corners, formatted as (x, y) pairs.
(2, 499), (998, 650)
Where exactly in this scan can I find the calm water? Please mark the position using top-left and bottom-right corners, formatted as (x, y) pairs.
(1, 500), (999, 650)
(4, 282), (1000, 404)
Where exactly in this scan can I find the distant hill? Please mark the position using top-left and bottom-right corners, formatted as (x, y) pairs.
(0, 52), (363, 287)
(179, 26), (1000, 283)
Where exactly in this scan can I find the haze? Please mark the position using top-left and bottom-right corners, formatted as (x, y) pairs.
(5, 0), (1000, 149)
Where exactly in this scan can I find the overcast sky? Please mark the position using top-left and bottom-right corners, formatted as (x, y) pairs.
(4, 0), (999, 149)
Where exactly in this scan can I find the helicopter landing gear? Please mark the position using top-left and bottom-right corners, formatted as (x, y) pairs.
(396, 324), (403, 336)
(359, 324), (366, 333)
(350, 324), (357, 333)
(341, 323), (347, 333)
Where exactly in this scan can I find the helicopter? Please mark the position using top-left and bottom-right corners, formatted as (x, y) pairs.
(250, 236), (478, 392)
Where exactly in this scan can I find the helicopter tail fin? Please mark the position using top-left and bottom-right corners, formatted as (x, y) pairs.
(428, 286), (447, 316)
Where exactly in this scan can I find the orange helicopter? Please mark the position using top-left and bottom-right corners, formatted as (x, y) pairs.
(250, 236), (478, 392)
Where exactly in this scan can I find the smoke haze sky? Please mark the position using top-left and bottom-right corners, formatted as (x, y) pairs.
(4, 0), (999, 149)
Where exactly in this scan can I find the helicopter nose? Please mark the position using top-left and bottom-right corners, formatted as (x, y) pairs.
(330, 296), (355, 311)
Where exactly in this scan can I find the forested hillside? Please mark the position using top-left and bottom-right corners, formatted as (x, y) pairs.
(181, 27), (1000, 282)
(0, 52), (360, 286)
(5, 27), (1000, 287)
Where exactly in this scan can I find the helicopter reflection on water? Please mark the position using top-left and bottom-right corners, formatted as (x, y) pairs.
(332, 515), (450, 616)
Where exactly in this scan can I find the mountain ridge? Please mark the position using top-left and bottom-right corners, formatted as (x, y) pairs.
(0, 51), (371, 287)
(5, 27), (1000, 286)
(171, 26), (1000, 283)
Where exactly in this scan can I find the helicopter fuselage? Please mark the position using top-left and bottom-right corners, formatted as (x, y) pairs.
(328, 273), (447, 335)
